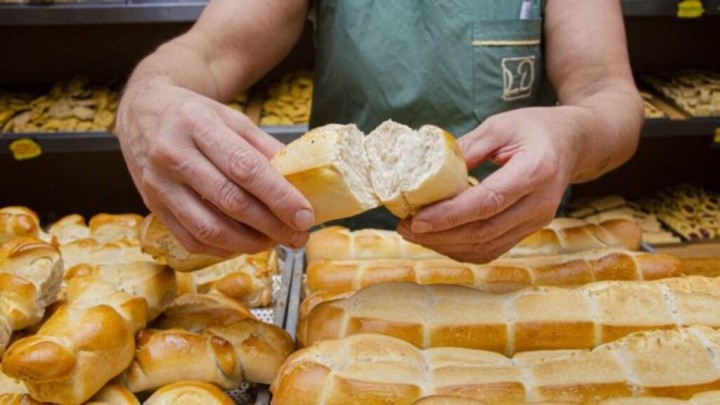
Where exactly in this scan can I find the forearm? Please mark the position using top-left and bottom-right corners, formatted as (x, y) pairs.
(126, 35), (228, 101)
(562, 82), (644, 184)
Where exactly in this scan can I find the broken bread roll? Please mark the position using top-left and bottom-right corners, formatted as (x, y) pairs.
(271, 120), (468, 223)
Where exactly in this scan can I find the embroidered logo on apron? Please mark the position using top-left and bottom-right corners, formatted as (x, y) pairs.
(501, 56), (535, 101)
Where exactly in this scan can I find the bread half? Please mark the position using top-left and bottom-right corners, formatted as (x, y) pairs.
(271, 124), (381, 224)
(365, 120), (468, 218)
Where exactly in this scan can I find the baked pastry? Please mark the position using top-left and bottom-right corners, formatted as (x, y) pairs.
(0, 207), (42, 243)
(505, 218), (642, 257)
(151, 293), (255, 332)
(121, 319), (294, 393)
(298, 277), (720, 353)
(306, 226), (446, 262)
(143, 381), (234, 405)
(271, 327), (720, 404)
(0, 238), (63, 356)
(271, 120), (468, 223)
(305, 249), (684, 294)
(2, 262), (176, 404)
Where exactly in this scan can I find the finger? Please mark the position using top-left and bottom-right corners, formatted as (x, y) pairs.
(191, 116), (315, 232)
(165, 147), (307, 247)
(400, 192), (540, 246)
(411, 153), (538, 233)
(425, 223), (537, 264)
(160, 182), (273, 254)
(218, 105), (285, 159)
(151, 203), (235, 258)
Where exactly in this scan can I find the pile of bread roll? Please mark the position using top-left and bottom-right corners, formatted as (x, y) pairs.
(0, 206), (293, 404)
(270, 216), (720, 404)
(259, 70), (313, 126)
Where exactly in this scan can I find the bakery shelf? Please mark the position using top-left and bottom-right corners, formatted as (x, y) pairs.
(641, 117), (720, 137)
(0, 0), (716, 27)
(0, 1), (206, 25)
(622, 0), (720, 16)
(0, 125), (309, 155)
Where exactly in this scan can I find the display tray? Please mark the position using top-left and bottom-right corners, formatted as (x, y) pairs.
(223, 246), (303, 405)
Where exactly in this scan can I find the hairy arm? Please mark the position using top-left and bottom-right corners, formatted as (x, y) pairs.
(116, 0), (314, 256)
(544, 0), (643, 182)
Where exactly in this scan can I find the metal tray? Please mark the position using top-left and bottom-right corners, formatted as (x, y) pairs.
(225, 246), (304, 405)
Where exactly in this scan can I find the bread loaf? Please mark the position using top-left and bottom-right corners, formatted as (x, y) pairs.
(2, 262), (176, 404)
(305, 249), (684, 294)
(60, 238), (154, 270)
(413, 391), (720, 404)
(87, 383), (139, 405)
(298, 277), (720, 353)
(121, 319), (294, 392)
(0, 207), (41, 243)
(175, 250), (277, 308)
(306, 226), (447, 262)
(138, 214), (230, 272)
(47, 214), (90, 245)
(270, 327), (720, 404)
(143, 381), (234, 405)
(151, 293), (255, 332)
(506, 218), (643, 257)
(271, 120), (468, 223)
(48, 213), (143, 246)
(0, 238), (63, 355)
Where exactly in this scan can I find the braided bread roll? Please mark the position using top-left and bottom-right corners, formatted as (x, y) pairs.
(271, 327), (720, 404)
(86, 384), (139, 405)
(122, 319), (294, 393)
(59, 239), (154, 270)
(48, 213), (144, 246)
(0, 238), (63, 355)
(0, 207), (41, 243)
(175, 250), (277, 308)
(151, 293), (255, 332)
(143, 381), (234, 405)
(299, 277), (720, 353)
(2, 262), (176, 404)
(506, 218), (642, 257)
(306, 249), (683, 295)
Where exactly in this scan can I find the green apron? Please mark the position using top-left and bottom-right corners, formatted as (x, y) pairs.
(310, 0), (559, 230)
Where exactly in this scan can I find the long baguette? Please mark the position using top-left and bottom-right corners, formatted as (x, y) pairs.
(413, 391), (720, 404)
(298, 277), (720, 353)
(306, 219), (642, 263)
(306, 226), (446, 262)
(506, 218), (642, 257)
(271, 327), (720, 404)
(305, 249), (684, 295)
(121, 319), (294, 393)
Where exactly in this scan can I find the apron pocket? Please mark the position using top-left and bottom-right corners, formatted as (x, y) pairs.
(473, 19), (543, 122)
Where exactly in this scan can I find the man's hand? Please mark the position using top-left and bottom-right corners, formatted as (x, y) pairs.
(397, 107), (579, 263)
(115, 82), (314, 257)
(399, 0), (643, 263)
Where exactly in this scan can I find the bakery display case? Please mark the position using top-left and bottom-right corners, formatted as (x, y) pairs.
(1, 2), (719, 404)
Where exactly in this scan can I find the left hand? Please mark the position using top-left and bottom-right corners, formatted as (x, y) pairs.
(397, 106), (585, 263)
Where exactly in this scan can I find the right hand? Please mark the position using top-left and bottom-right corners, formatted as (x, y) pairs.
(115, 81), (314, 257)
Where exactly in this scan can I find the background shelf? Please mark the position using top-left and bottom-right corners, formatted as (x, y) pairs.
(0, 0), (717, 27)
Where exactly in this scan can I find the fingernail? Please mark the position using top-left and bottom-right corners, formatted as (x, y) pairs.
(292, 209), (314, 231)
(411, 220), (432, 233)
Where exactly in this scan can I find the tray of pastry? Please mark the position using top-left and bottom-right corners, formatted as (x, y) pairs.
(0, 207), (299, 404)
